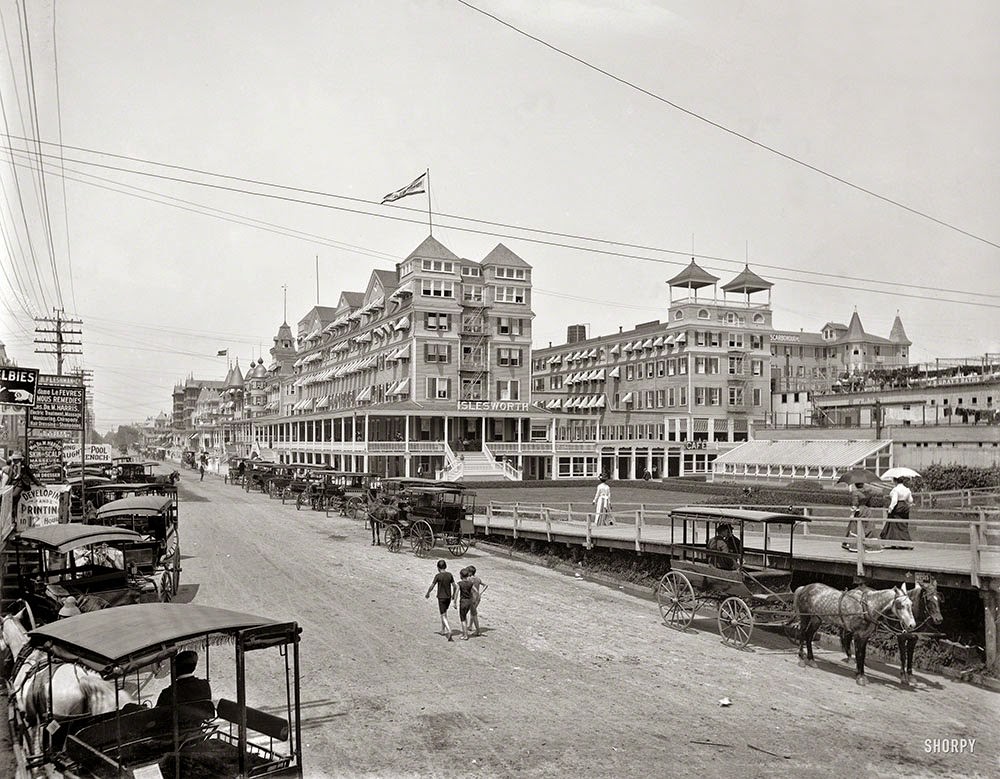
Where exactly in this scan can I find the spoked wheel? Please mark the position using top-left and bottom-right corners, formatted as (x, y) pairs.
(718, 597), (754, 648)
(267, 481), (277, 499)
(657, 571), (697, 630)
(410, 520), (434, 555)
(160, 570), (174, 602)
(345, 497), (363, 520)
(170, 545), (181, 597)
(446, 533), (470, 557)
(384, 524), (403, 552)
(296, 492), (306, 511)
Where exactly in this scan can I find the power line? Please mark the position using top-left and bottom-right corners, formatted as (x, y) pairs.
(5, 143), (998, 311)
(3, 135), (998, 301)
(51, 0), (76, 312)
(454, 0), (1000, 251)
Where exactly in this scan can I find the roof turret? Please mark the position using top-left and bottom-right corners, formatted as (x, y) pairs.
(844, 310), (866, 341)
(666, 259), (719, 289)
(404, 235), (459, 263)
(889, 312), (911, 345)
(721, 265), (773, 294)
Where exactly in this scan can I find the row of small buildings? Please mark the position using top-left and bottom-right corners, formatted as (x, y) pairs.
(166, 235), (998, 480)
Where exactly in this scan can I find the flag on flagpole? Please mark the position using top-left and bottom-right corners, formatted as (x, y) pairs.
(381, 172), (427, 204)
(217, 349), (228, 357)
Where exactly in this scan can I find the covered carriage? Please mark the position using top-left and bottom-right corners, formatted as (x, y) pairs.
(5, 602), (303, 778)
(655, 506), (808, 648)
(10, 525), (169, 627)
(373, 482), (475, 556)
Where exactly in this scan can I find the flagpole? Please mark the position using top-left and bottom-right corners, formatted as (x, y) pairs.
(426, 168), (432, 236)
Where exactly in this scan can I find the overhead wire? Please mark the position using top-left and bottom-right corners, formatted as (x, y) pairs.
(50, 0), (76, 312)
(454, 0), (1000, 251)
(2, 134), (998, 302)
(3, 142), (998, 311)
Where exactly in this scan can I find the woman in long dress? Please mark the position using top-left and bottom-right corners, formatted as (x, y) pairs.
(880, 477), (914, 547)
(843, 482), (877, 550)
(593, 474), (613, 526)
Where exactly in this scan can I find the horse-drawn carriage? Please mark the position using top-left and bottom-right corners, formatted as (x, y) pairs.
(113, 460), (159, 483)
(2, 602), (303, 778)
(91, 494), (181, 600)
(370, 481), (475, 556)
(655, 507), (808, 648)
(9, 525), (170, 627)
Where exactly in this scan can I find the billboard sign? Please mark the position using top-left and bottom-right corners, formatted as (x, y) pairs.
(0, 367), (40, 407)
(28, 438), (65, 483)
(28, 378), (85, 431)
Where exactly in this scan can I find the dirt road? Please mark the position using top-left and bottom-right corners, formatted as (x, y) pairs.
(170, 473), (997, 778)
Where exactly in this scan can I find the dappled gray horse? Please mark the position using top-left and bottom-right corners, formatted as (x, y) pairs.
(793, 582), (916, 685)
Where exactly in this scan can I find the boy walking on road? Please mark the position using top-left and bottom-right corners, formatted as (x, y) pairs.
(425, 559), (457, 641)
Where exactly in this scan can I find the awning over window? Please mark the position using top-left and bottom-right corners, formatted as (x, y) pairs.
(653, 336), (664, 347)
(664, 335), (675, 345)
(588, 348), (598, 358)
(389, 280), (412, 298)
(593, 369), (606, 381)
(608, 366), (621, 379)
(389, 377), (410, 396)
(609, 344), (620, 356)
(621, 392), (634, 404)
(594, 395), (606, 408)
(394, 316), (410, 331)
(314, 396), (330, 410)
(392, 344), (410, 360)
(353, 332), (372, 343)
(548, 354), (562, 364)
(546, 398), (562, 409)
(675, 333), (687, 344)
(355, 387), (372, 403)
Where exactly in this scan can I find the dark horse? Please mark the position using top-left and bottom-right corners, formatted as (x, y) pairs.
(366, 495), (402, 546)
(153, 470), (181, 485)
(793, 582), (916, 685)
(843, 578), (943, 686)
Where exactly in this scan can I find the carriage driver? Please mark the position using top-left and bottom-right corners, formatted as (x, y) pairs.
(155, 650), (215, 726)
(707, 523), (741, 571)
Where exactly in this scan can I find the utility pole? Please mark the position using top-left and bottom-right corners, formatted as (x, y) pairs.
(34, 308), (82, 376)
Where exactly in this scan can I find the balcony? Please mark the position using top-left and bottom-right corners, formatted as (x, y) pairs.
(460, 321), (487, 336)
(459, 359), (487, 372)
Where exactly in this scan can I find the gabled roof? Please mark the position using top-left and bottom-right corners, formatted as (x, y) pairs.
(844, 311), (866, 341)
(822, 322), (847, 333)
(371, 269), (399, 294)
(666, 259), (719, 289)
(889, 314), (911, 345)
(721, 265), (772, 294)
(481, 243), (531, 268)
(226, 359), (245, 389)
(339, 291), (364, 310)
(404, 235), (459, 263)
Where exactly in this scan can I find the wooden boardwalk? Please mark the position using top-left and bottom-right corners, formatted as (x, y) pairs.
(473, 505), (1000, 591)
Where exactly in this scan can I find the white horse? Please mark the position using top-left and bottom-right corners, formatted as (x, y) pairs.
(2, 604), (132, 762)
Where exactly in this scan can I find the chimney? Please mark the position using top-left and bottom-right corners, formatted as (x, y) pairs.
(566, 324), (587, 344)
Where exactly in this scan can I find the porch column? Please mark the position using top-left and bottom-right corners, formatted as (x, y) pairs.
(517, 416), (523, 471)
(363, 414), (370, 471)
(444, 415), (449, 445)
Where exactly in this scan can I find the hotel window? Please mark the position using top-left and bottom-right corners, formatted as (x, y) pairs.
(424, 312), (451, 331)
(645, 362), (654, 378)
(728, 333), (744, 348)
(696, 331), (707, 347)
(667, 359), (676, 376)
(496, 380), (520, 401)
(697, 308), (710, 319)
(753, 313), (765, 324)
(728, 356), (744, 375)
(549, 375), (563, 389)
(461, 265), (481, 278)
(656, 360), (665, 377)
(461, 378), (484, 400)
(694, 387), (706, 406)
(493, 267), (526, 280)
(425, 377), (451, 400)
(533, 378), (545, 391)
(462, 345), (483, 364)
(625, 365), (635, 381)
(695, 357), (707, 374)
(752, 359), (763, 376)
(710, 332), (721, 347)
(709, 387), (721, 406)
(729, 386), (745, 406)
(707, 357), (720, 374)
(645, 390), (655, 407)
(497, 348), (522, 367)
(750, 334), (763, 349)
(678, 387), (687, 406)
(678, 357), (688, 375)
(496, 316), (523, 335)
(667, 387), (675, 406)
(655, 390), (665, 408)
(421, 259), (454, 274)
(753, 388), (762, 406)
(494, 286), (526, 304)
(463, 285), (484, 303)
(421, 279), (454, 298)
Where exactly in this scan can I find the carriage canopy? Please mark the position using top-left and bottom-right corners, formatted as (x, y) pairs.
(27, 603), (292, 675)
(15, 524), (145, 554)
(95, 494), (174, 518)
(670, 506), (809, 525)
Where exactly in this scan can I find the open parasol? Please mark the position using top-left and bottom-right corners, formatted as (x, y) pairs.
(837, 468), (883, 486)
(881, 466), (921, 480)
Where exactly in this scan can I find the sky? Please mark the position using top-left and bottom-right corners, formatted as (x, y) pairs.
(1, 0), (998, 429)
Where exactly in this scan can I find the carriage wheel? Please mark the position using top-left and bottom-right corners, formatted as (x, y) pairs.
(384, 524), (403, 553)
(410, 520), (434, 555)
(718, 597), (754, 648)
(169, 545), (181, 596)
(657, 571), (697, 629)
(345, 497), (363, 520)
(160, 570), (174, 603)
(447, 533), (470, 557)
(296, 492), (306, 511)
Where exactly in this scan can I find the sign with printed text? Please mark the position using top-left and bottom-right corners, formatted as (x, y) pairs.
(457, 400), (530, 413)
(0, 366), (39, 407)
(28, 438), (65, 483)
(15, 485), (70, 529)
(63, 443), (112, 464)
(27, 376), (85, 431)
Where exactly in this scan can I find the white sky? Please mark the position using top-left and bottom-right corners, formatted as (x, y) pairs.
(1, 1), (998, 429)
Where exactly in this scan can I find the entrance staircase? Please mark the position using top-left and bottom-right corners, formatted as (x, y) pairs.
(438, 446), (521, 482)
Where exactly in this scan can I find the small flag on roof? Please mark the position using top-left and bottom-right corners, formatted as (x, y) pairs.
(217, 349), (228, 357)
(381, 172), (427, 204)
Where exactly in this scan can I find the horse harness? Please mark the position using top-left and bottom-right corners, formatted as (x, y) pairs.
(834, 587), (909, 634)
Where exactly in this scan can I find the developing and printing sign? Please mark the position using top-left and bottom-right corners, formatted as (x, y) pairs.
(0, 367), (40, 407)
(16, 485), (70, 529)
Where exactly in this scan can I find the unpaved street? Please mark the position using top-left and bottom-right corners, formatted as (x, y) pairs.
(175, 473), (997, 778)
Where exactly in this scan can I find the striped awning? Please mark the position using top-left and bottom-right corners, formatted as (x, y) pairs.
(608, 366), (620, 379)
(355, 387), (372, 403)
(394, 316), (410, 331)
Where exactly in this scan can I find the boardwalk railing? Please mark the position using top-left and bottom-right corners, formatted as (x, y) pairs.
(482, 500), (999, 586)
(916, 486), (1000, 508)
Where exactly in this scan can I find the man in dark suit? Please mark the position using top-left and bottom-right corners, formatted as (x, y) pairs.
(155, 650), (215, 726)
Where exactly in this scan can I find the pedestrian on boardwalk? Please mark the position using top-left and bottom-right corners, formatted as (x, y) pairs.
(880, 477), (914, 547)
(464, 565), (487, 637)
(593, 474), (613, 526)
(843, 481), (879, 551)
(425, 559), (457, 641)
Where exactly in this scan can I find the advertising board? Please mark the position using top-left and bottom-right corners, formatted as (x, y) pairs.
(28, 438), (65, 483)
(0, 367), (40, 407)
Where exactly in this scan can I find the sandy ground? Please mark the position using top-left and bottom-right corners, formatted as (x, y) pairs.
(4, 470), (998, 778)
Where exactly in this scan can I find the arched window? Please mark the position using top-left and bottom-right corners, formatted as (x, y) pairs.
(752, 313), (765, 324)
(697, 308), (709, 319)
(674, 310), (684, 320)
